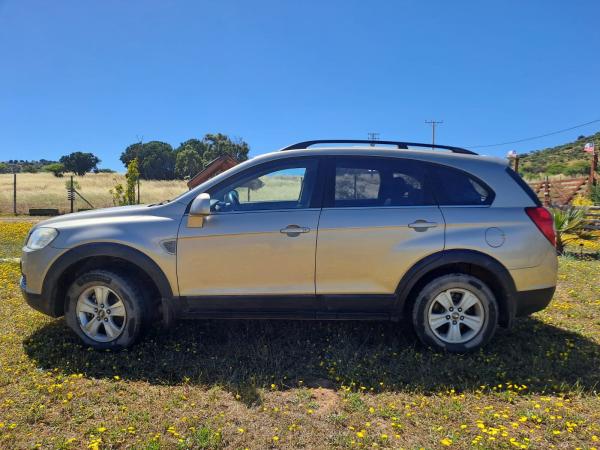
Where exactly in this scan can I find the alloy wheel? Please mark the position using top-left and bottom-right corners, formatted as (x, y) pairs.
(75, 286), (127, 342)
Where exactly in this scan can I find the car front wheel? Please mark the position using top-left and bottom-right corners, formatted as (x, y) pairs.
(65, 270), (146, 350)
(411, 274), (498, 353)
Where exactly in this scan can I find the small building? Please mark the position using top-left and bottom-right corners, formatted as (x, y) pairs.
(186, 155), (239, 190)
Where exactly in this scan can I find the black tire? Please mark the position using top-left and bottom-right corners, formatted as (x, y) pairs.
(65, 270), (146, 350)
(411, 274), (498, 353)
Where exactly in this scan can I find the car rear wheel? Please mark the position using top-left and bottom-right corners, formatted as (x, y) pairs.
(65, 270), (146, 350)
(411, 274), (498, 352)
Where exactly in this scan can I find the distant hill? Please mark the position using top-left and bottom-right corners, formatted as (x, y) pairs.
(0, 159), (59, 173)
(519, 132), (599, 180)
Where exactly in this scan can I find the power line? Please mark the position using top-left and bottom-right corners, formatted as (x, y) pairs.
(468, 119), (600, 149)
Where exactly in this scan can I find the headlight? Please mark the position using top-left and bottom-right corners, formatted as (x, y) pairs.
(26, 227), (58, 250)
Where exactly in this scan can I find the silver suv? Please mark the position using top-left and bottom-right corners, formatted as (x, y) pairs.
(20, 140), (557, 352)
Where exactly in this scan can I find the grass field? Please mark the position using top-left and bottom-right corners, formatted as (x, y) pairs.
(0, 172), (307, 215)
(0, 173), (189, 215)
(1, 223), (599, 449)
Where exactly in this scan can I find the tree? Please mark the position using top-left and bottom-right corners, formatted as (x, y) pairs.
(42, 163), (65, 177)
(564, 160), (591, 176)
(175, 148), (203, 179)
(120, 134), (250, 180)
(175, 139), (207, 160)
(201, 133), (249, 165)
(120, 141), (175, 180)
(545, 163), (567, 175)
(110, 158), (139, 206)
(60, 152), (100, 176)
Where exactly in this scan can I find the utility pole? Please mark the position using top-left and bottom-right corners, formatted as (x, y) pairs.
(425, 120), (443, 150)
(367, 132), (380, 146)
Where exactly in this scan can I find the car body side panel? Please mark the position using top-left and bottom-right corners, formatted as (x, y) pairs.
(22, 206), (182, 297)
(509, 255), (558, 291)
(316, 206), (445, 295)
(177, 209), (320, 296)
(441, 206), (555, 269)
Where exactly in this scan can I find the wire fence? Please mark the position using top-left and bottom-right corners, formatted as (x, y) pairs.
(0, 172), (188, 216)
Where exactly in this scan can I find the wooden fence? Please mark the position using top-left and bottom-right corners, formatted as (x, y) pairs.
(585, 206), (600, 231)
(528, 176), (590, 206)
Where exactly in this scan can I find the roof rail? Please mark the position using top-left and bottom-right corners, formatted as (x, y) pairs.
(280, 139), (477, 155)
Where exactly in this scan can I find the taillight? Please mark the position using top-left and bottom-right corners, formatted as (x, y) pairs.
(525, 206), (556, 247)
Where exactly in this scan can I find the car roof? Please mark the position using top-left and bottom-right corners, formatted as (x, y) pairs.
(254, 146), (507, 167)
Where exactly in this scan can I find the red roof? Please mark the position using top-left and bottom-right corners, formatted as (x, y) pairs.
(186, 155), (239, 189)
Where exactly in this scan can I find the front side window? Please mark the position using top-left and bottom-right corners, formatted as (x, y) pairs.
(330, 158), (435, 207)
(209, 160), (318, 212)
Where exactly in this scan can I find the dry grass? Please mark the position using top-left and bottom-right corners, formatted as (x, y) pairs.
(0, 173), (305, 215)
(0, 173), (188, 214)
(0, 223), (599, 449)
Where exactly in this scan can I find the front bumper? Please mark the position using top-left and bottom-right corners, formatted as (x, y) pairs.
(515, 286), (556, 316)
(20, 275), (57, 317)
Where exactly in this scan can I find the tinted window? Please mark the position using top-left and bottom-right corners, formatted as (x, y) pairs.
(210, 160), (318, 212)
(430, 165), (494, 205)
(330, 158), (435, 207)
(505, 167), (541, 206)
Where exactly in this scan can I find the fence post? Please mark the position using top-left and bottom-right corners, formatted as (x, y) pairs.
(13, 170), (17, 215)
(544, 176), (551, 207)
(591, 149), (598, 187)
(70, 176), (74, 213)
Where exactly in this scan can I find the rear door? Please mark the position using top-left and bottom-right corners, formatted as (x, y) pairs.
(315, 156), (445, 313)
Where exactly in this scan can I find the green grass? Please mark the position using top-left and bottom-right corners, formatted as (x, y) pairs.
(1, 223), (599, 449)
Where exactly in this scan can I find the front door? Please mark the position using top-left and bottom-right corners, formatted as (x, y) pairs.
(316, 157), (445, 312)
(177, 157), (321, 312)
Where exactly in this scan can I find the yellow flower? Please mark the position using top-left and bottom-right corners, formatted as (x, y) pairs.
(238, 428), (245, 433)
(97, 426), (107, 433)
(272, 435), (279, 442)
(356, 430), (366, 439)
(441, 437), (453, 446)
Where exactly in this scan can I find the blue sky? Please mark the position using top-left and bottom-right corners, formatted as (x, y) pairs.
(1, 0), (599, 170)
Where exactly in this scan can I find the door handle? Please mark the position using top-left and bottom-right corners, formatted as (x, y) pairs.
(280, 225), (310, 236)
(408, 220), (438, 232)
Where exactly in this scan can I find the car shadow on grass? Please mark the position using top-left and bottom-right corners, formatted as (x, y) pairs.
(23, 316), (600, 397)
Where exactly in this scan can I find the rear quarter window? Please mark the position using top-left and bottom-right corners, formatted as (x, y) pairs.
(430, 164), (494, 206)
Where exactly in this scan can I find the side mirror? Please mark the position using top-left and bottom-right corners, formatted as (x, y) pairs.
(188, 193), (211, 227)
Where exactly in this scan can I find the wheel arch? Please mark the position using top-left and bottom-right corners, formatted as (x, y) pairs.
(41, 242), (173, 317)
(395, 249), (517, 328)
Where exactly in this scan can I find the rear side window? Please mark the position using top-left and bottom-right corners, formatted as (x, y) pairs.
(329, 158), (435, 207)
(430, 165), (494, 206)
(505, 167), (542, 206)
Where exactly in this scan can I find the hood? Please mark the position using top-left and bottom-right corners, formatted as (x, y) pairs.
(37, 204), (152, 227)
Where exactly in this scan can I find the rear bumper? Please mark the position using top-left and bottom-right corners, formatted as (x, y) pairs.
(515, 286), (555, 316)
